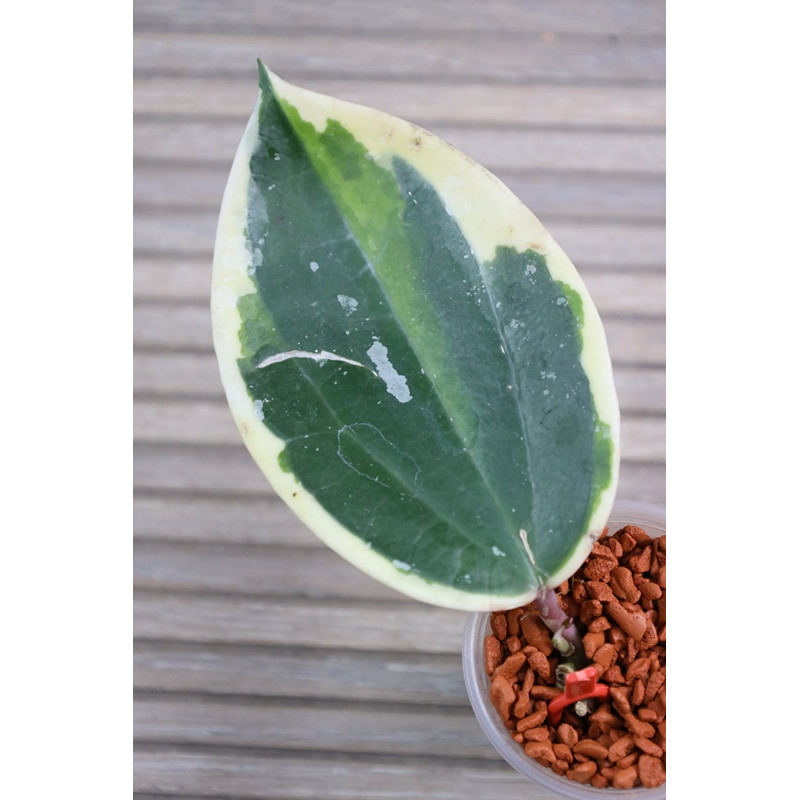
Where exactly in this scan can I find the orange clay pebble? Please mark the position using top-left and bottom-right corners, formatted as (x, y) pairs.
(483, 524), (666, 789)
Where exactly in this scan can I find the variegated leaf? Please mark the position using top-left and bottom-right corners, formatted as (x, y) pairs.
(211, 62), (619, 610)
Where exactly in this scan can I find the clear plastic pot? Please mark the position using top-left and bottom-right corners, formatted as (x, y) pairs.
(462, 500), (666, 799)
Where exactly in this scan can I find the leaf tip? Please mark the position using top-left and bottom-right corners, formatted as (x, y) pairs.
(257, 58), (273, 92)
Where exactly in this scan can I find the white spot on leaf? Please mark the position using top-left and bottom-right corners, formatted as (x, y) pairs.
(392, 559), (412, 572)
(310, 261), (319, 272)
(367, 340), (412, 403)
(337, 294), (359, 315)
(492, 546), (506, 557)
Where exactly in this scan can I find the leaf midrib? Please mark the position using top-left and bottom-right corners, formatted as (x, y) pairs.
(263, 91), (535, 560)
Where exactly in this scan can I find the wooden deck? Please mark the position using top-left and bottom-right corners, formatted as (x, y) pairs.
(133, 2), (665, 797)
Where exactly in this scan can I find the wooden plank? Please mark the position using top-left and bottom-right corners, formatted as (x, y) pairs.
(134, 0), (665, 37)
(134, 444), (271, 495)
(133, 640), (467, 705)
(133, 304), (664, 365)
(134, 78), (666, 127)
(133, 443), (665, 506)
(133, 749), (556, 800)
(133, 31), (665, 84)
(134, 541), (406, 601)
(133, 211), (665, 269)
(616, 366), (665, 413)
(132, 448), (665, 549)
(134, 695), (494, 759)
(134, 591), (467, 653)
(620, 415), (665, 462)
(133, 494), (319, 546)
(133, 261), (663, 314)
(134, 353), (664, 413)
(133, 119), (664, 174)
(134, 165), (665, 223)
(132, 398), (665, 461)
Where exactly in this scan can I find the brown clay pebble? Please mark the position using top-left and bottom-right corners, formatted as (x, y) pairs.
(482, 524), (666, 789)
(573, 739), (609, 760)
(593, 643), (618, 671)
(490, 612), (508, 639)
(517, 709), (547, 731)
(586, 580), (615, 602)
(523, 726), (550, 742)
(605, 599), (647, 641)
(493, 651), (527, 680)
(553, 743), (573, 764)
(638, 754), (666, 787)
(566, 761), (598, 783)
(631, 678), (646, 707)
(635, 736), (664, 758)
(519, 613), (554, 656)
(608, 735), (635, 763)
(582, 631), (606, 660)
(613, 766), (639, 789)
(484, 636), (502, 674)
(506, 608), (523, 636)
(609, 566), (641, 603)
(556, 723), (579, 748)
(489, 674), (516, 722)
(524, 740), (556, 763)
(622, 525), (650, 544)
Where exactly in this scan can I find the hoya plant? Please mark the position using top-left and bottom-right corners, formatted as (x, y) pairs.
(212, 62), (620, 614)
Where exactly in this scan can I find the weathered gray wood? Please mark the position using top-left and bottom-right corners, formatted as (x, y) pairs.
(134, 494), (319, 546)
(134, 640), (467, 705)
(134, 211), (665, 270)
(133, 304), (664, 364)
(132, 398), (665, 462)
(134, 353), (665, 414)
(134, 118), (664, 174)
(134, 31), (665, 84)
(134, 591), (467, 653)
(134, 540), (407, 600)
(134, 444), (271, 495)
(133, 749), (560, 800)
(134, 695), (494, 758)
(134, 253), (665, 311)
(134, 78), (665, 127)
(134, 165), (665, 224)
(132, 3), (665, 797)
(133, 444), (665, 505)
(134, 0), (665, 37)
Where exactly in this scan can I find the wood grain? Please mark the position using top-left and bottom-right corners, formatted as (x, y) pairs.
(134, 0), (665, 37)
(131, 398), (665, 462)
(132, 3), (665, 797)
(134, 353), (665, 412)
(133, 749), (562, 799)
(134, 694), (494, 758)
(134, 540), (409, 600)
(134, 78), (665, 127)
(133, 443), (665, 505)
(134, 166), (665, 224)
(134, 640), (467, 705)
(133, 211), (665, 271)
(134, 119), (664, 173)
(133, 303), (664, 365)
(134, 31), (665, 84)
(134, 591), (467, 653)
